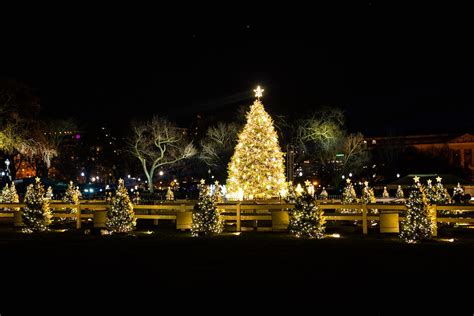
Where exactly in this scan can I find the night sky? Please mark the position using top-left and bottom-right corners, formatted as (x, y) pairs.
(1, 3), (473, 137)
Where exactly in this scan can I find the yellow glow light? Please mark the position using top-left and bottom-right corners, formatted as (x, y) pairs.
(254, 85), (264, 98)
(331, 233), (341, 238)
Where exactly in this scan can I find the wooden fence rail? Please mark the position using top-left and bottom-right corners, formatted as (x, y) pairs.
(1, 201), (473, 235)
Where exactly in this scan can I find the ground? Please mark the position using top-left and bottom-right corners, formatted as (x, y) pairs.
(1, 221), (474, 312)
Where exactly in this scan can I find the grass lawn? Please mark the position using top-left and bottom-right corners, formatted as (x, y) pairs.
(1, 221), (473, 311)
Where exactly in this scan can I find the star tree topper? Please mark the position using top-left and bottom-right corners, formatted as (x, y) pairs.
(254, 85), (264, 99)
(436, 176), (442, 183)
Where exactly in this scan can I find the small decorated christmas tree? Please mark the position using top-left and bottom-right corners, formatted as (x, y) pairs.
(61, 181), (80, 221)
(287, 183), (325, 238)
(46, 186), (53, 200)
(132, 191), (141, 204)
(10, 182), (19, 203)
(452, 182), (464, 203)
(400, 176), (434, 243)
(319, 187), (328, 200)
(361, 181), (376, 204)
(382, 186), (389, 198)
(22, 178), (52, 232)
(432, 176), (451, 204)
(1, 185), (9, 203)
(425, 179), (436, 204)
(192, 179), (224, 236)
(214, 180), (223, 203)
(106, 179), (136, 233)
(1, 183), (19, 210)
(165, 187), (174, 201)
(341, 179), (358, 213)
(396, 185), (404, 199)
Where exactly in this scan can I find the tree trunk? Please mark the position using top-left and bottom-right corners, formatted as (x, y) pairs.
(8, 154), (17, 181)
(146, 173), (154, 193)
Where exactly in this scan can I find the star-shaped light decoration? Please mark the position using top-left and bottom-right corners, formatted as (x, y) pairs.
(436, 176), (442, 183)
(304, 180), (311, 187)
(346, 178), (351, 184)
(427, 179), (432, 185)
(35, 177), (41, 183)
(214, 180), (219, 186)
(413, 176), (420, 183)
(118, 178), (124, 185)
(200, 179), (206, 185)
(70, 181), (73, 185)
(254, 85), (264, 99)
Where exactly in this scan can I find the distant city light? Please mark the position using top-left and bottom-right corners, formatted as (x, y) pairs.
(349, 173), (353, 177)
(138, 178), (141, 181)
(342, 175), (345, 179)
(81, 172), (85, 177)
(91, 177), (96, 182)
(299, 172), (303, 177)
(127, 175), (131, 178)
(396, 173), (400, 178)
(1, 172), (5, 176)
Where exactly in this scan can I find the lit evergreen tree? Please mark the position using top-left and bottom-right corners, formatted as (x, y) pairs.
(165, 187), (174, 201)
(214, 180), (223, 203)
(61, 181), (79, 222)
(46, 186), (53, 200)
(425, 179), (436, 203)
(382, 186), (389, 198)
(287, 183), (325, 238)
(396, 185), (404, 199)
(192, 179), (224, 236)
(452, 182), (464, 203)
(341, 179), (358, 213)
(361, 181), (376, 204)
(227, 86), (286, 199)
(106, 179), (136, 233)
(319, 187), (328, 200)
(432, 176), (451, 204)
(22, 178), (52, 232)
(0, 185), (9, 203)
(1, 183), (19, 210)
(400, 177), (434, 243)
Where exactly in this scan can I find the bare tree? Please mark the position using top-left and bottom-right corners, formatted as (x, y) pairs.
(199, 122), (240, 179)
(341, 133), (369, 174)
(296, 108), (369, 185)
(131, 117), (196, 193)
(297, 107), (345, 151)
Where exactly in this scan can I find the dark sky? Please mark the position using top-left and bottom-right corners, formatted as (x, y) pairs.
(1, 3), (473, 136)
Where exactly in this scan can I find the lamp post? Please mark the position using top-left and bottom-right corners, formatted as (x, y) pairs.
(5, 158), (11, 181)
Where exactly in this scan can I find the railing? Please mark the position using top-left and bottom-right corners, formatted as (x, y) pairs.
(1, 200), (473, 235)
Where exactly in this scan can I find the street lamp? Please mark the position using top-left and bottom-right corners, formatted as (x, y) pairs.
(5, 159), (11, 181)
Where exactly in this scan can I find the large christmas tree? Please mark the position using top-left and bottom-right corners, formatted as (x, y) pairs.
(106, 179), (136, 233)
(192, 179), (224, 236)
(227, 86), (286, 199)
(400, 176), (434, 243)
(22, 178), (52, 232)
